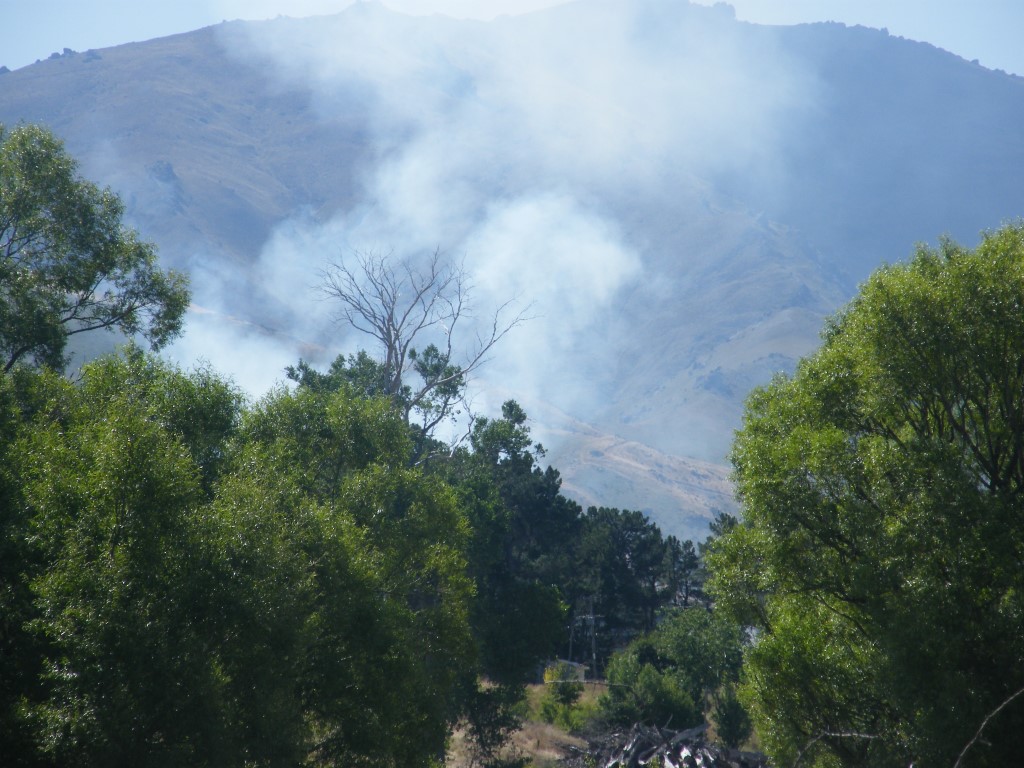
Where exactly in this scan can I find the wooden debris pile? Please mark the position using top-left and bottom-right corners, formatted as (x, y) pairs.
(559, 723), (770, 768)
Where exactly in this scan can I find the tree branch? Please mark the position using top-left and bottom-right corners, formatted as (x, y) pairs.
(953, 685), (1024, 768)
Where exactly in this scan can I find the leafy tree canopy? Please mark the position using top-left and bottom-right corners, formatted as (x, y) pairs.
(709, 224), (1024, 767)
(1, 352), (475, 767)
(599, 606), (747, 734)
(0, 124), (189, 373)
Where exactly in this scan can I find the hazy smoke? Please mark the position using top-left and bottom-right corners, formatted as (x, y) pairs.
(170, 1), (812, 440)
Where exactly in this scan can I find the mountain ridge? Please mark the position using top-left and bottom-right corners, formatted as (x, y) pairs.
(4, 1), (1023, 541)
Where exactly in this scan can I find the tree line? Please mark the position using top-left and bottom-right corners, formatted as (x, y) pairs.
(0, 347), (719, 766)
(0, 123), (713, 767)
(709, 225), (1024, 767)
(6, 121), (1024, 767)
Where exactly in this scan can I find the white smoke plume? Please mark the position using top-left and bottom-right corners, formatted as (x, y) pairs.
(165, 1), (813, 434)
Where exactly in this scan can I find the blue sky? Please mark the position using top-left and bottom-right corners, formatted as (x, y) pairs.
(4, 0), (1024, 76)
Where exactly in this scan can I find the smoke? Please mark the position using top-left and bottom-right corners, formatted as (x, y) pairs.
(206, 0), (579, 25)
(229, 1), (808, 182)
(177, 0), (812, 429)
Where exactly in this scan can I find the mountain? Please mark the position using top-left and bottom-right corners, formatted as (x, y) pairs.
(4, 0), (1024, 541)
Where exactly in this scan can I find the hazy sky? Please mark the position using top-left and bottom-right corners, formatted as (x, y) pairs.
(4, 0), (1024, 76)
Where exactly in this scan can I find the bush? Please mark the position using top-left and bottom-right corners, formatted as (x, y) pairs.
(601, 651), (699, 729)
(538, 662), (586, 729)
(712, 684), (752, 748)
(543, 661), (585, 706)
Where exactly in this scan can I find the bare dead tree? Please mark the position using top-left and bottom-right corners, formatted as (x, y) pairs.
(320, 248), (526, 438)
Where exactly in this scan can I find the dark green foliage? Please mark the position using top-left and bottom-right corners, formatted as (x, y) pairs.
(406, 342), (467, 434)
(559, 506), (698, 676)
(450, 400), (577, 686)
(0, 352), (475, 767)
(0, 373), (47, 766)
(710, 224), (1024, 767)
(712, 684), (752, 749)
(663, 536), (703, 608)
(17, 359), (234, 766)
(599, 607), (746, 732)
(286, 348), (459, 462)
(460, 683), (528, 767)
(439, 401), (581, 757)
(0, 124), (189, 373)
(286, 349), (394, 398)
(448, 402), (696, 680)
(575, 507), (667, 641)
(603, 649), (699, 730)
(543, 662), (585, 708)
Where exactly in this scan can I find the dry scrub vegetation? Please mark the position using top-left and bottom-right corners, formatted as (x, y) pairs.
(446, 683), (608, 767)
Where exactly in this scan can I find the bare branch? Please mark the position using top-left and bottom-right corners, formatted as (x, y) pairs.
(793, 731), (880, 768)
(319, 248), (529, 440)
(953, 685), (1024, 768)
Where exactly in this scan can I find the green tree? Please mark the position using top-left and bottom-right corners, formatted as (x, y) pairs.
(230, 383), (475, 766)
(453, 400), (576, 685)
(17, 363), (233, 766)
(544, 504), (685, 674)
(439, 401), (574, 764)
(650, 608), (745, 714)
(712, 683), (752, 750)
(572, 506), (669, 662)
(0, 370), (49, 766)
(663, 536), (703, 607)
(287, 349), (394, 398)
(599, 606), (746, 733)
(0, 124), (189, 374)
(709, 224), (1024, 767)
(601, 644), (699, 730)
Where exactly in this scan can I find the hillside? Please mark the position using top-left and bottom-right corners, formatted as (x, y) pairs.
(3, 0), (1024, 540)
